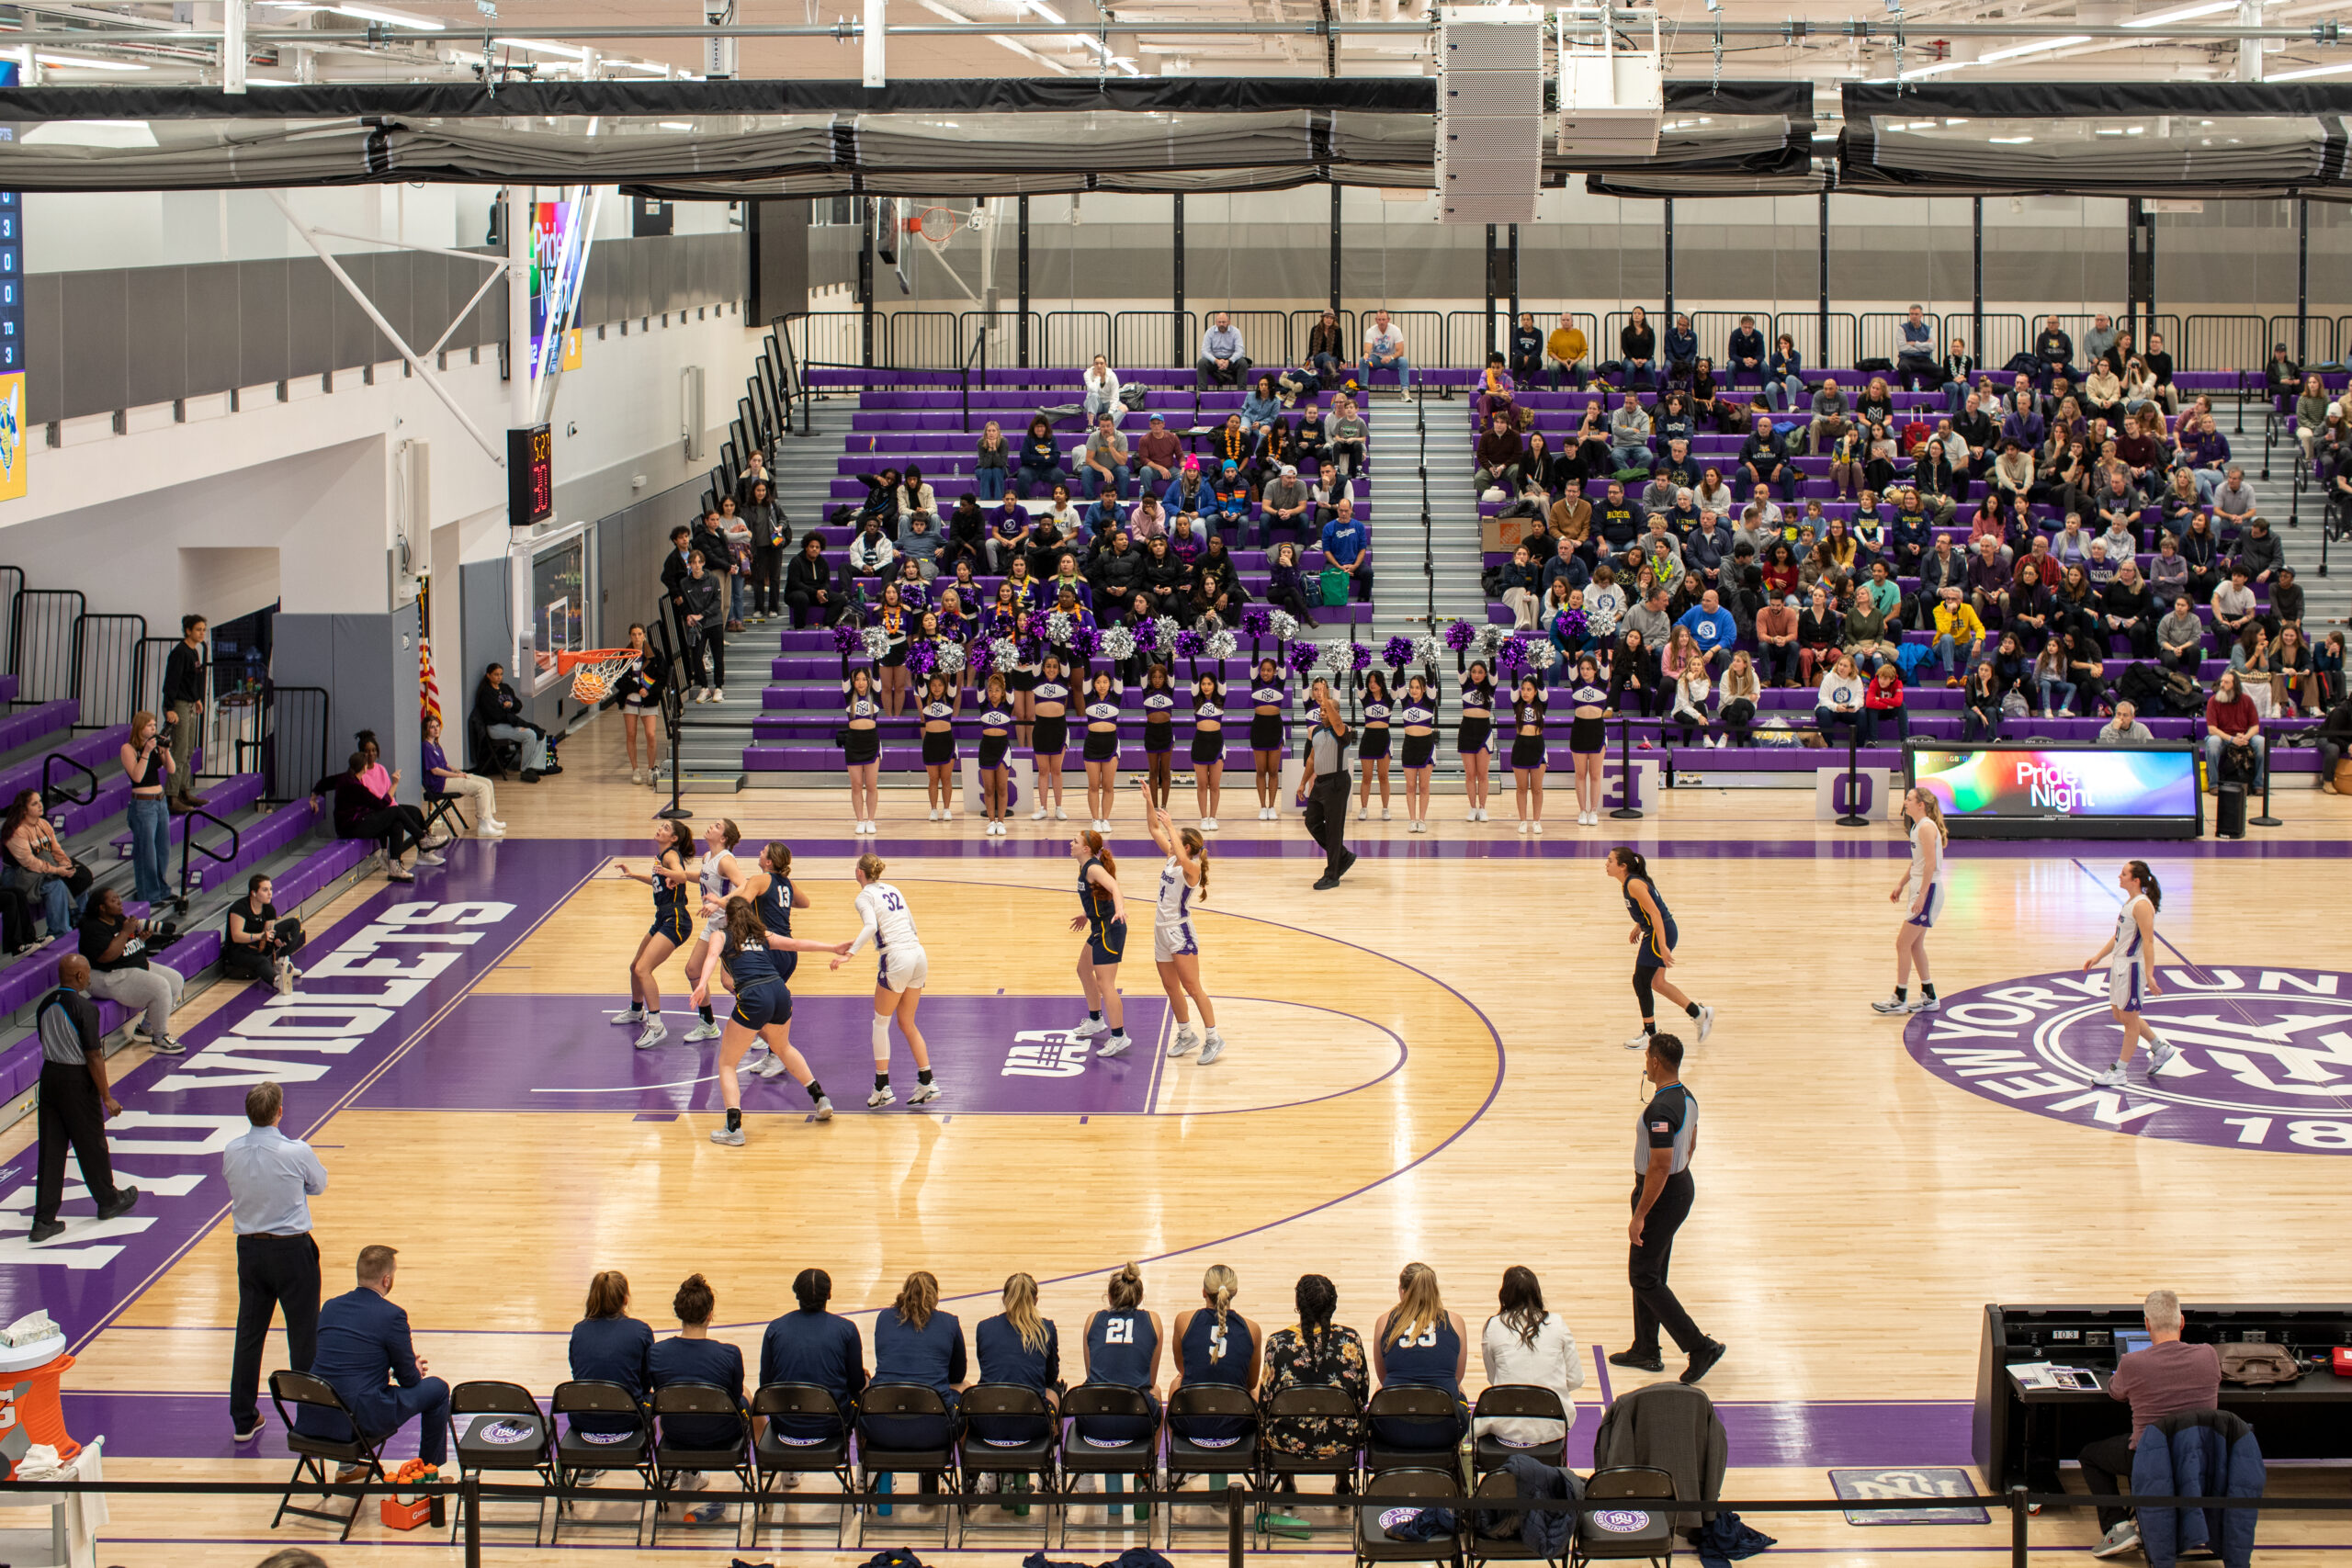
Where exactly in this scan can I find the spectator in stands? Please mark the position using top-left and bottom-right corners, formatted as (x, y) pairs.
(1845, 581), (1898, 676)
(1715, 314), (1760, 390)
(1301, 310), (1348, 391)
(2315, 683), (2352, 789)
(1895, 304), (1938, 391)
(1600, 309), (1656, 389)
(2231, 624), (2282, 713)
(1125, 412), (1180, 504)
(1815, 651), (1866, 743)
(1939, 339), (1977, 418)
(2238, 514), (2283, 586)
(2030, 636), (2075, 718)
(1081, 412), (1131, 502)
(1795, 587), (1841, 683)
(2292, 373), (2333, 465)
(1917, 418), (1968, 502)
(2098, 701), (2154, 746)
(1198, 312), (1250, 389)
(1961, 660), (2005, 742)
(1544, 312), (1588, 391)
(786, 536), (837, 628)
(2211, 563), (2258, 645)
(2271, 562), (2305, 637)
(2035, 315), (2075, 389)
(1803, 374), (1849, 459)
(965, 419), (1011, 504)
(1361, 310), (1410, 391)
(647, 1272), (744, 1522)
(1476, 412), (1524, 495)
(2009, 560), (2054, 649)
(1738, 415), (1795, 502)
(220, 872), (305, 992)
(1327, 395), (1370, 482)
(760, 1267), (867, 1443)
(1017, 414), (1063, 499)
(1931, 586), (1986, 686)
(1240, 375), (1283, 453)
(1657, 314), (1694, 385)
(2062, 629), (2109, 716)
(674, 553), (729, 701)
(321, 750), (433, 886)
(2100, 562), (2156, 658)
(1753, 332), (1801, 412)
(899, 511), (942, 581)
(1603, 394), (1649, 476)
(2210, 466), (2256, 530)
(2177, 511), (2223, 601)
(565, 1269), (653, 1442)
(1505, 312), (1544, 386)
(1967, 536), (2012, 632)
(299, 1245), (449, 1483)
(1259, 464), (1313, 551)
(117, 710), (175, 907)
(2083, 358), (2124, 426)
(1857, 660), (1905, 746)
(2178, 410), (2233, 500)
(1320, 496), (1372, 604)
(1082, 354), (1123, 425)
(1676, 589), (1736, 664)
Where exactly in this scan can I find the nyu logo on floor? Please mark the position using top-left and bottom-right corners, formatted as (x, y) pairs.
(1906, 967), (2352, 1154)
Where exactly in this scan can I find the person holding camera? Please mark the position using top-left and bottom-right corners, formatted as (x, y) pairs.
(78, 885), (185, 1055)
(221, 874), (306, 995)
(119, 710), (175, 906)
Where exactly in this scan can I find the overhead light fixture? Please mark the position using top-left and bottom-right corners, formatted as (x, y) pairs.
(35, 52), (151, 70)
(2122, 0), (2240, 24)
(1976, 34), (2090, 61)
(1892, 57), (1972, 79)
(659, 120), (694, 130)
(505, 37), (587, 57)
(1988, 134), (2035, 143)
(2269, 57), (2352, 76)
(331, 3), (445, 28)
(1021, 0), (1065, 21)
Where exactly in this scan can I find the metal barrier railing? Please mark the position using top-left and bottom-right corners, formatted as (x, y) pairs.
(8, 588), (83, 709)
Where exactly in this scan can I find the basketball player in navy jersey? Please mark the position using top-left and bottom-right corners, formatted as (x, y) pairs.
(1168, 1264), (1261, 1450)
(1076, 1263), (1164, 1458)
(1069, 830), (1132, 1058)
(706, 897), (842, 1145)
(1606, 847), (1714, 1051)
(1370, 1262), (1468, 1450)
(611, 822), (696, 1051)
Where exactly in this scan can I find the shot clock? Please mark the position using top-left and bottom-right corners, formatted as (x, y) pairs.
(507, 423), (553, 528)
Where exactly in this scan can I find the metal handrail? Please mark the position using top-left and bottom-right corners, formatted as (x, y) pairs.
(40, 750), (98, 810)
(176, 803), (240, 901)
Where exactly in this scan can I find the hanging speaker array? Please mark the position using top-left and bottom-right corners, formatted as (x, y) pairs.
(1438, 5), (1665, 223)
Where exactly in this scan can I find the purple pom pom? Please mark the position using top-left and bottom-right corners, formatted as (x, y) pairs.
(1173, 628), (1205, 660)
(907, 639), (938, 677)
(1382, 635), (1417, 670)
(1240, 604), (1272, 640)
(1444, 619), (1477, 652)
(832, 623), (862, 656)
(1070, 624), (1100, 659)
(1133, 617), (1160, 651)
(1350, 642), (1374, 673)
(1287, 641), (1320, 675)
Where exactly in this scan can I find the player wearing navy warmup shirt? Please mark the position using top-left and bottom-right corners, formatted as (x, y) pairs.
(1169, 1264), (1261, 1446)
(1075, 1263), (1164, 1447)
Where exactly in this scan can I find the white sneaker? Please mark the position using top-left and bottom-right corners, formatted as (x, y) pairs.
(1199, 1030), (1226, 1065)
(756, 1052), (791, 1079)
(928, 808), (940, 821)
(867, 1086), (897, 1108)
(709, 1122), (746, 1147)
(631, 769), (647, 785)
(2147, 1034), (2180, 1072)
(273, 958), (296, 996)
(684, 1019), (723, 1042)
(413, 851), (446, 867)
(1531, 820), (1543, 835)
(1624, 1032), (1656, 1052)
(1517, 820), (1529, 834)
(634, 1019), (669, 1050)
(2093, 1062), (2127, 1088)
(1054, 807), (1067, 820)
(1381, 808), (1391, 820)
(1033, 807), (1048, 820)
(907, 1080), (943, 1105)
(1477, 807), (1490, 821)
(1094, 1033), (1131, 1059)
(610, 1006), (647, 1026)
(1356, 806), (1367, 821)
(1204, 817), (1217, 830)
(863, 821), (877, 835)
(1069, 1017), (1107, 1037)
(479, 821), (505, 838)
(1905, 995), (1940, 1013)
(1870, 994), (1911, 1015)
(712, 689), (725, 703)
(1694, 1003), (1714, 1043)
(1168, 1028), (1200, 1057)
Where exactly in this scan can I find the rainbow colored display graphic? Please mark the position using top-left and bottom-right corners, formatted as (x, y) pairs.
(1910, 746), (2200, 819)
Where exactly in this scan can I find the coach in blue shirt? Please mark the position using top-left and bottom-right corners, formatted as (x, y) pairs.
(299, 1244), (449, 1470)
(759, 1268), (868, 1439)
(1318, 496), (1373, 603)
(1675, 590), (1738, 661)
(224, 1080), (327, 1444)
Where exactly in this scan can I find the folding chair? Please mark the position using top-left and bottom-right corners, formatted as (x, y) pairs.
(1465, 1467), (1566, 1568)
(1363, 1386), (1466, 1478)
(751, 1383), (856, 1548)
(953, 1383), (1059, 1548)
(1257, 1384), (1363, 1546)
(267, 1370), (390, 1542)
(1568, 1466), (1677, 1568)
(419, 788), (468, 843)
(548, 1379), (655, 1547)
(1353, 1465), (1464, 1568)
(1471, 1386), (1570, 1477)
(1163, 1384), (1257, 1546)
(855, 1382), (961, 1548)
(1057, 1384), (1159, 1538)
(646, 1382), (755, 1549)
(447, 1379), (554, 1544)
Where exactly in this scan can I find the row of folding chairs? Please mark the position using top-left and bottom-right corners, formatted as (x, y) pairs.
(1359, 1463), (1683, 1568)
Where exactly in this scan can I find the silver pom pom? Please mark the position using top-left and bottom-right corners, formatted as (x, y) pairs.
(1204, 629), (1238, 661)
(1267, 610), (1299, 644)
(936, 641), (967, 674)
(1412, 634), (1442, 669)
(1526, 639), (1558, 670)
(1045, 610), (1075, 647)
(1152, 615), (1181, 649)
(1472, 624), (1506, 660)
(989, 636), (1021, 671)
(861, 626), (889, 661)
(1100, 625), (1136, 660)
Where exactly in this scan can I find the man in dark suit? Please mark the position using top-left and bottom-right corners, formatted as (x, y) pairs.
(298, 1245), (449, 1475)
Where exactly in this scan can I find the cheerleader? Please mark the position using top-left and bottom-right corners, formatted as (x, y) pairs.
(683, 818), (749, 1042)
(1459, 658), (1498, 822)
(1191, 671), (1227, 829)
(1248, 658), (1288, 820)
(1080, 670), (1124, 831)
(1606, 846), (1714, 1051)
(1068, 829), (1133, 1057)
(875, 582), (912, 716)
(1006, 608), (1040, 749)
(609, 820), (695, 1050)
(1030, 653), (1072, 823)
(1397, 672), (1439, 833)
(919, 672), (959, 823)
(1564, 654), (1611, 827)
(707, 895), (842, 1145)
(1356, 671), (1393, 821)
(975, 671), (1016, 836)
(1508, 675), (1549, 834)
(1136, 663), (1178, 810)
(615, 621), (669, 786)
(842, 665), (883, 835)
(1143, 796), (1224, 1064)
(831, 852), (942, 1107)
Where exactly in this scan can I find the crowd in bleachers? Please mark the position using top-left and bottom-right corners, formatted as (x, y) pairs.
(1464, 304), (2352, 787)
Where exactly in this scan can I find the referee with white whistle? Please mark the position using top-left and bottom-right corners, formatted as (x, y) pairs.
(1611, 1032), (1726, 1385)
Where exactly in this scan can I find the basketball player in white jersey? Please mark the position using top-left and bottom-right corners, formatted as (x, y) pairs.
(683, 818), (748, 1042)
(1141, 794), (1226, 1065)
(833, 852), (943, 1108)
(1873, 788), (1950, 1016)
(2081, 859), (2177, 1086)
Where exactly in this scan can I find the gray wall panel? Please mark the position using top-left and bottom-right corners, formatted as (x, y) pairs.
(239, 258), (288, 388)
(184, 262), (241, 402)
(60, 269), (127, 420)
(328, 252), (376, 372)
(374, 250), (413, 356)
(22, 273), (61, 425)
(285, 254), (334, 379)
(124, 265), (187, 411)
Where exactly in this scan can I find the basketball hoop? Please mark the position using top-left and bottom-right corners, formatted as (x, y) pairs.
(556, 648), (638, 705)
(908, 206), (966, 248)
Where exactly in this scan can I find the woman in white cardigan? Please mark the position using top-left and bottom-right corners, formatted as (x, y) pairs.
(1476, 1265), (1586, 1449)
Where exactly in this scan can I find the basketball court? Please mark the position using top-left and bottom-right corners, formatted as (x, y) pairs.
(5, 717), (2347, 1565)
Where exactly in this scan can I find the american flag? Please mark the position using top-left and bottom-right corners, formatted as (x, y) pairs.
(420, 636), (442, 727)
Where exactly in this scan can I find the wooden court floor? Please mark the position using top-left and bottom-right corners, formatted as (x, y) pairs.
(14, 715), (2352, 1567)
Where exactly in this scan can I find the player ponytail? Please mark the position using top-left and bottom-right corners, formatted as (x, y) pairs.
(721, 896), (766, 957)
(1001, 1272), (1050, 1356)
(762, 841), (792, 878)
(1609, 847), (1649, 883)
(714, 818), (742, 850)
(1202, 1263), (1238, 1343)
(1080, 829), (1116, 877)
(1180, 828), (1209, 898)
(659, 821), (694, 862)
(1911, 791), (1949, 846)
(1106, 1261), (1145, 1310)
(2126, 858), (2162, 910)
(1395, 1261), (1444, 1343)
(1295, 1272), (1337, 1353)
(856, 852), (887, 883)
(894, 1269), (939, 1331)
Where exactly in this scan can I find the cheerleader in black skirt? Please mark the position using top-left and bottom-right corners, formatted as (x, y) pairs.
(1508, 675), (1549, 835)
(919, 671), (959, 824)
(1191, 673), (1227, 829)
(1458, 659), (1498, 823)
(1081, 670), (1125, 832)
(975, 671), (1016, 837)
(842, 665), (884, 835)
(1248, 658), (1288, 821)
(1398, 673), (1439, 833)
(1564, 653), (1612, 828)
(1356, 671), (1394, 822)
(875, 582), (912, 716)
(1030, 653), (1071, 823)
(1009, 608), (1040, 750)
(1136, 663), (1178, 811)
